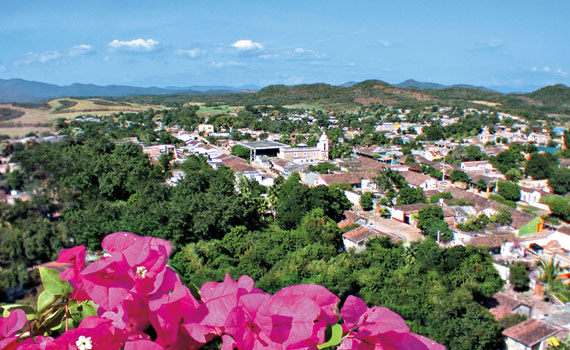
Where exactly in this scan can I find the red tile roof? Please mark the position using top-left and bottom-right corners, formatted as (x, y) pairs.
(221, 157), (258, 173)
(488, 292), (532, 320)
(343, 226), (379, 244)
(318, 173), (363, 185)
(338, 211), (366, 229)
(503, 319), (561, 347)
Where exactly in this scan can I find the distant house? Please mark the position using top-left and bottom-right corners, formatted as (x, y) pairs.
(338, 211), (368, 229)
(197, 124), (215, 135)
(342, 226), (399, 253)
(519, 187), (550, 211)
(423, 150), (442, 161)
(314, 173), (369, 189)
(488, 292), (533, 321)
(519, 179), (550, 192)
(460, 161), (495, 172)
(447, 187), (544, 236)
(390, 203), (430, 226)
(527, 133), (550, 146)
(400, 171), (437, 190)
(478, 127), (496, 144)
(503, 319), (562, 350)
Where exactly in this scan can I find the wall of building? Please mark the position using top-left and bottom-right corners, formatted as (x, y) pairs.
(519, 217), (545, 236)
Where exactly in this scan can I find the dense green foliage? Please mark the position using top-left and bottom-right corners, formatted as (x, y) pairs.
(230, 145), (250, 159)
(0, 200), (67, 299)
(509, 262), (530, 292)
(449, 170), (470, 183)
(542, 195), (570, 221)
(497, 181), (521, 202)
(417, 206), (453, 241)
(275, 173), (351, 229)
(172, 231), (503, 350)
(308, 162), (340, 174)
(360, 192), (374, 211)
(549, 168), (570, 195)
(525, 152), (557, 179)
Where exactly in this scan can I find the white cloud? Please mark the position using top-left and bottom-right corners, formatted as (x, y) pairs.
(14, 50), (61, 66)
(176, 48), (204, 58)
(477, 39), (503, 49)
(378, 39), (391, 47)
(230, 39), (263, 51)
(292, 47), (324, 58)
(12, 43), (96, 67)
(69, 44), (94, 56)
(108, 38), (159, 52)
(556, 68), (568, 77)
(210, 60), (242, 68)
(530, 66), (568, 77)
(259, 53), (280, 60)
(484, 39), (503, 47)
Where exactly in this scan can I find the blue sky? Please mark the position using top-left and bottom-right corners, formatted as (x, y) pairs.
(1, 1), (569, 92)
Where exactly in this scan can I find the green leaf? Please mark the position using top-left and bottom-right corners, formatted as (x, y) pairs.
(318, 324), (343, 349)
(37, 290), (59, 315)
(69, 301), (97, 325)
(40, 306), (65, 331)
(39, 267), (73, 296)
(2, 304), (36, 320)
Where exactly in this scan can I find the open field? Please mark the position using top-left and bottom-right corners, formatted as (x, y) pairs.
(282, 103), (326, 112)
(49, 98), (167, 118)
(0, 104), (52, 137)
(0, 97), (170, 137)
(469, 100), (502, 107)
(186, 102), (241, 116)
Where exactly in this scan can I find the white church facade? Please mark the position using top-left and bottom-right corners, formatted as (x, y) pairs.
(278, 133), (329, 162)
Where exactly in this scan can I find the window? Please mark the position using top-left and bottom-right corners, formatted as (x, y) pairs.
(304, 152), (307, 157)
(294, 152), (298, 157)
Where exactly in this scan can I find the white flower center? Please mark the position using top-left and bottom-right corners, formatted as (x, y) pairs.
(136, 266), (148, 279)
(76, 335), (93, 350)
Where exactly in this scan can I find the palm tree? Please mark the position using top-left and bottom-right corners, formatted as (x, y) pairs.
(536, 256), (561, 293)
(451, 146), (468, 161)
(267, 185), (280, 217)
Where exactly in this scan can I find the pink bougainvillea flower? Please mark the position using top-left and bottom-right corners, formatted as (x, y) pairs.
(102, 232), (172, 264)
(57, 246), (86, 282)
(0, 308), (27, 338)
(55, 316), (128, 350)
(339, 295), (445, 350)
(223, 293), (269, 350)
(102, 232), (172, 297)
(197, 274), (276, 349)
(57, 245), (90, 301)
(79, 252), (134, 311)
(13, 336), (60, 350)
(199, 274), (263, 329)
(123, 339), (166, 350)
(148, 268), (204, 347)
(100, 294), (150, 333)
(254, 290), (329, 349)
(270, 284), (340, 325)
(0, 308), (28, 350)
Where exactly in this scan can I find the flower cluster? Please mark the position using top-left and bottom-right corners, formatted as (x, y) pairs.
(0, 232), (445, 350)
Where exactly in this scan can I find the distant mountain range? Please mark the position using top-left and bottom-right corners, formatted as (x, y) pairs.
(392, 79), (491, 91)
(0, 79), (259, 103)
(0, 78), (567, 109)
